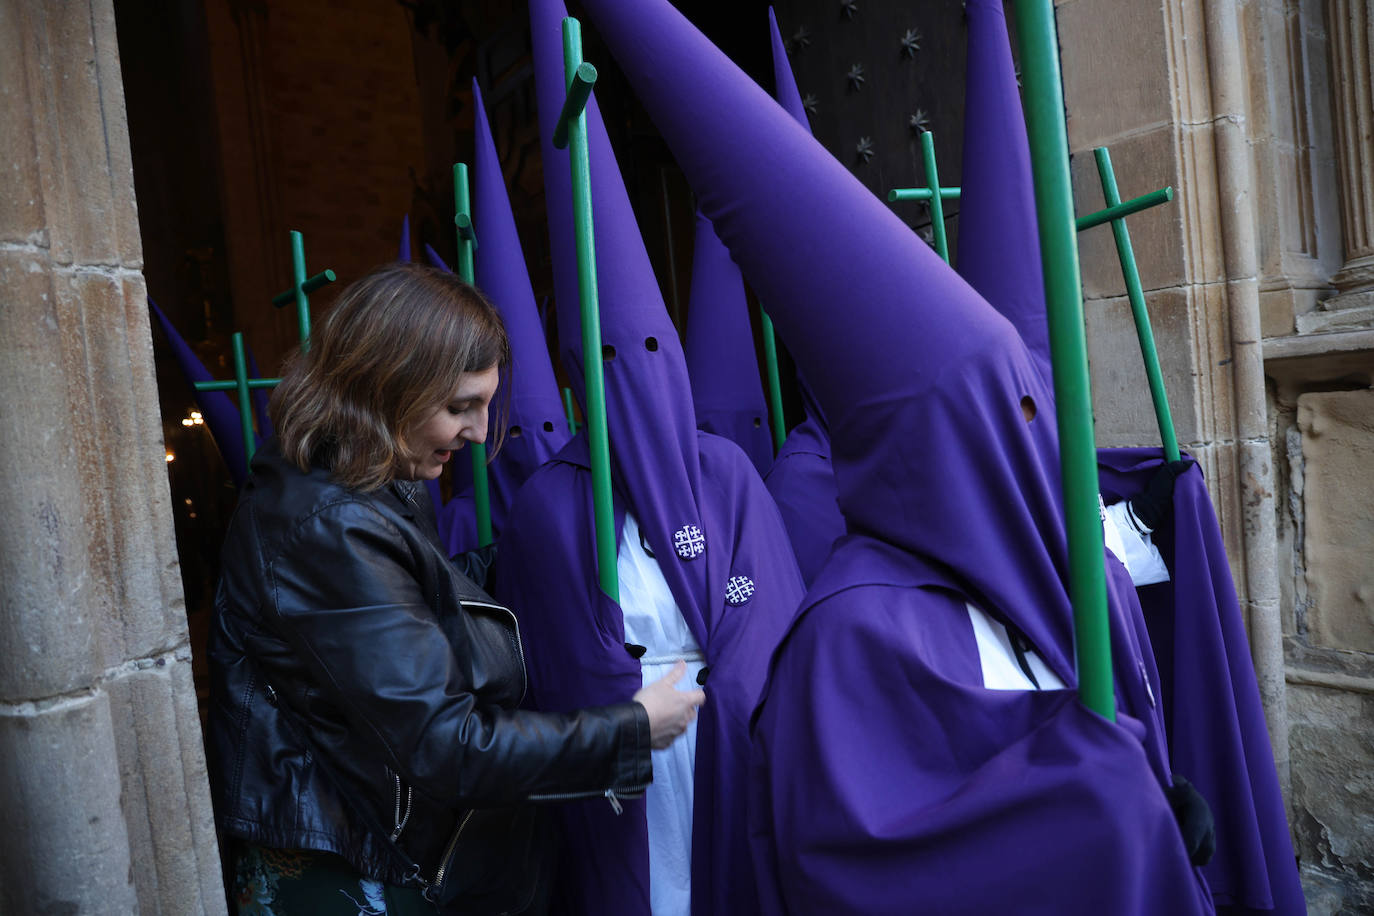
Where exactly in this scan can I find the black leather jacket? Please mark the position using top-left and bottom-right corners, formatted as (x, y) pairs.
(207, 441), (652, 911)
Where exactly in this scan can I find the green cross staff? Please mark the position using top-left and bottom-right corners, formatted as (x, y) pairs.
(452, 162), (494, 548)
(759, 306), (786, 453)
(556, 18), (618, 603)
(562, 386), (579, 435)
(886, 132), (961, 264)
(1076, 148), (1180, 462)
(270, 229), (336, 350)
(1012, 0), (1114, 720)
(192, 332), (281, 467)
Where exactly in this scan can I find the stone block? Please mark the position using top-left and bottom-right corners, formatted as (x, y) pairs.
(89, 0), (143, 267)
(0, 251), (103, 700)
(1298, 390), (1374, 652)
(1288, 685), (1374, 899)
(1074, 126), (1189, 298)
(1058, 0), (1173, 146)
(30, 1), (121, 266)
(1085, 285), (1198, 446)
(1261, 287), (1300, 338)
(0, 3), (46, 246)
(105, 661), (224, 913)
(54, 269), (189, 662)
(0, 692), (139, 913)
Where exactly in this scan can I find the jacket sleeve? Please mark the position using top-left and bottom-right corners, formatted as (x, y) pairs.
(263, 500), (652, 806)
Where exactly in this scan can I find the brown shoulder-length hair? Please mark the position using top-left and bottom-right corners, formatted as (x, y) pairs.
(270, 262), (511, 491)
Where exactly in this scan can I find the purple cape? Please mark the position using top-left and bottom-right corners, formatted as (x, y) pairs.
(573, 0), (1211, 911)
(149, 296), (254, 486)
(495, 432), (804, 916)
(1100, 449), (1305, 914)
(684, 211), (774, 476)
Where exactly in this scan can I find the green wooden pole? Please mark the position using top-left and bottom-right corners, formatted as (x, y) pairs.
(231, 332), (256, 467)
(1076, 186), (1174, 232)
(919, 132), (950, 264)
(759, 306), (786, 453)
(290, 231), (311, 348)
(562, 387), (579, 435)
(453, 163), (493, 547)
(886, 187), (961, 203)
(1011, 0), (1115, 720)
(561, 18), (619, 603)
(1091, 148), (1180, 461)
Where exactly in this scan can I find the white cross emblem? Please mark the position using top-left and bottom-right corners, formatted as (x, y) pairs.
(673, 525), (706, 560)
(725, 575), (756, 606)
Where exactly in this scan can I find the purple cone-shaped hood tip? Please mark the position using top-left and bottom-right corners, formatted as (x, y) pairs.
(957, 0), (1051, 384)
(684, 211), (773, 474)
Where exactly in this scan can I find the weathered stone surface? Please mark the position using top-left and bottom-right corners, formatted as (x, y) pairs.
(0, 3), (45, 246)
(0, 250), (103, 701)
(1074, 125), (1190, 299)
(0, 692), (139, 913)
(1298, 390), (1374, 653)
(1057, 0), (1173, 146)
(1288, 684), (1374, 911)
(1084, 285), (1198, 446)
(106, 660), (224, 914)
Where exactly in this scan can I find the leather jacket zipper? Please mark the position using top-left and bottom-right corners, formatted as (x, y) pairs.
(424, 809), (475, 903)
(527, 785), (648, 812)
(461, 599), (528, 704)
(387, 768), (413, 842)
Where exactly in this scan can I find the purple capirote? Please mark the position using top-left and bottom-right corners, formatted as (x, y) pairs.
(574, 0), (1213, 911)
(149, 296), (252, 487)
(957, 0), (1052, 387)
(684, 210), (774, 476)
(759, 6), (842, 585)
(490, 1), (807, 913)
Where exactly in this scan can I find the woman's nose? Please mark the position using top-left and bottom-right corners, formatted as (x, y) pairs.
(461, 408), (489, 444)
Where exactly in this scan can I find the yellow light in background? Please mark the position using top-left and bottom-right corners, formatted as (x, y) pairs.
(165, 452), (175, 462)
(190, 411), (202, 420)
(181, 418), (194, 427)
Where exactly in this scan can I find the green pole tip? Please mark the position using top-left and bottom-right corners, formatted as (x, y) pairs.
(553, 63), (599, 151)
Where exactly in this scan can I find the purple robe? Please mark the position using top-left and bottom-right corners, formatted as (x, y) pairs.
(684, 211), (774, 476)
(496, 432), (804, 915)
(491, 2), (807, 912)
(1100, 449), (1306, 914)
(573, 0), (1213, 911)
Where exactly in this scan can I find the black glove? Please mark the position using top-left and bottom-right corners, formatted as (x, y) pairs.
(1165, 774), (1216, 866)
(1127, 459), (1192, 533)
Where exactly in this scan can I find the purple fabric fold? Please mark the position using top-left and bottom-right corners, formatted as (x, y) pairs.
(149, 296), (251, 486)
(574, 0), (1212, 910)
(684, 211), (773, 475)
(1100, 449), (1305, 914)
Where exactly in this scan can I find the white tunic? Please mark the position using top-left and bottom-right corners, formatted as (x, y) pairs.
(617, 513), (705, 916)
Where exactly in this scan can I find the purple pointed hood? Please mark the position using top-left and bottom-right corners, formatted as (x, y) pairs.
(149, 296), (251, 487)
(957, 0), (1051, 383)
(470, 77), (572, 527)
(398, 213), (412, 262)
(684, 211), (773, 474)
(577, 0), (1075, 682)
(768, 7), (810, 133)
(532, 0), (720, 643)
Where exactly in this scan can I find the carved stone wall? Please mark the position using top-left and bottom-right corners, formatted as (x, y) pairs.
(0, 2), (225, 912)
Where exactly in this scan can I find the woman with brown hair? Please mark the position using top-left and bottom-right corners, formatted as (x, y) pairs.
(206, 261), (703, 915)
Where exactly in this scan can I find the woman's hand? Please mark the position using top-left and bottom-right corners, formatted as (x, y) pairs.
(633, 660), (706, 749)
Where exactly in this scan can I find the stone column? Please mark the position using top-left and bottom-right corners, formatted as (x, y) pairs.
(0, 2), (225, 913)
(1325, 0), (1374, 311)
